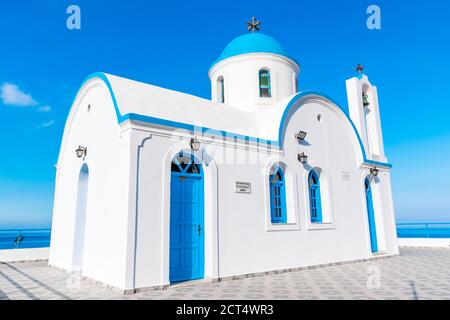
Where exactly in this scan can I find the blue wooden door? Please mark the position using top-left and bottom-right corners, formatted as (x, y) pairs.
(170, 154), (204, 283)
(365, 178), (378, 253)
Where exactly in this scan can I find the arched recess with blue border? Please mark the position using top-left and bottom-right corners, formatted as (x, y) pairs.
(169, 151), (205, 283)
(73, 163), (89, 271)
(364, 177), (378, 253)
(308, 169), (322, 223)
(269, 164), (287, 223)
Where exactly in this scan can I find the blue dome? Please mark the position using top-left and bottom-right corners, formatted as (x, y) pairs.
(211, 33), (295, 68)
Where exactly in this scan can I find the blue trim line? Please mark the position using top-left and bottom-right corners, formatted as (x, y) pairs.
(78, 72), (125, 123)
(77, 72), (392, 169)
(365, 160), (392, 168)
(125, 113), (274, 146)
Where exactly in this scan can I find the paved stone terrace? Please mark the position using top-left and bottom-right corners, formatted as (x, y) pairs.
(1, 247), (450, 300)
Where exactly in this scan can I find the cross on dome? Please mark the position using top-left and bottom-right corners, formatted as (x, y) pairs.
(247, 16), (261, 33)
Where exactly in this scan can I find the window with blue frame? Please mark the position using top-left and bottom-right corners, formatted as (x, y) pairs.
(259, 69), (271, 98)
(269, 165), (287, 223)
(308, 170), (323, 223)
(217, 76), (225, 103)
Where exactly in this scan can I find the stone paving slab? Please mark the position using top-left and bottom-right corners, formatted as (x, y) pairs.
(1, 247), (450, 300)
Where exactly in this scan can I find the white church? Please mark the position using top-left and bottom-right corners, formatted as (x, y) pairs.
(49, 22), (399, 293)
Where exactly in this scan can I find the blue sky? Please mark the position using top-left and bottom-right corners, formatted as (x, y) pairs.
(0, 0), (449, 228)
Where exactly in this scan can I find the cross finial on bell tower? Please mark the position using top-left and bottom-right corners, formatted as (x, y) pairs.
(356, 64), (364, 74)
(247, 16), (261, 33)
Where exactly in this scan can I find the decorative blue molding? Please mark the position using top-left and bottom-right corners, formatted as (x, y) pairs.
(78, 72), (124, 121)
(75, 72), (392, 169)
(277, 91), (393, 168)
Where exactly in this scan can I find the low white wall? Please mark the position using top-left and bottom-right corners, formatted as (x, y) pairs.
(0, 248), (49, 262)
(398, 238), (450, 248)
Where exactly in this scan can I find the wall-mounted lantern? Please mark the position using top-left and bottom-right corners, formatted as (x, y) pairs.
(75, 146), (87, 158)
(190, 137), (201, 151)
(298, 152), (308, 164)
(294, 130), (307, 141)
(370, 167), (379, 177)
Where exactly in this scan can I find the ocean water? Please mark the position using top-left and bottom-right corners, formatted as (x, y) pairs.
(396, 223), (450, 239)
(0, 229), (51, 250)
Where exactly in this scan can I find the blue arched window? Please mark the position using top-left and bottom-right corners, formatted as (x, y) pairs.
(259, 69), (271, 98)
(308, 170), (322, 223)
(171, 152), (201, 175)
(269, 165), (287, 223)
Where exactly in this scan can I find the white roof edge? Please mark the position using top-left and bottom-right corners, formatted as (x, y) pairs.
(100, 73), (278, 140)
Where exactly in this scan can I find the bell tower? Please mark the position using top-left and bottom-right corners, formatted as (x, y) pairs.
(346, 66), (387, 163)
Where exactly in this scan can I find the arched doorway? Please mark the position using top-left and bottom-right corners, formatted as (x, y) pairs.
(169, 152), (204, 283)
(73, 163), (89, 271)
(365, 177), (378, 253)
